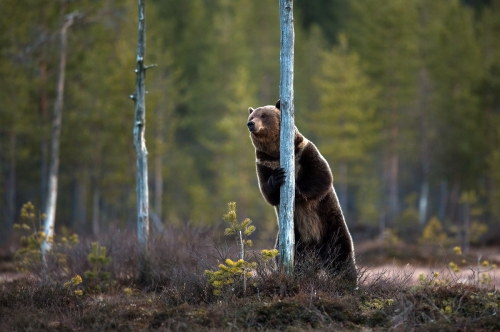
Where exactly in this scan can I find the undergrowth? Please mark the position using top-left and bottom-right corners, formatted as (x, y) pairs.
(1, 202), (498, 331)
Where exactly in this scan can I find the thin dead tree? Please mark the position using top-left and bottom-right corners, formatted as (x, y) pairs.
(278, 0), (296, 274)
(41, 12), (80, 263)
(130, 0), (155, 280)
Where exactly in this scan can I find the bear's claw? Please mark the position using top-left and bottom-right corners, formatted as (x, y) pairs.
(269, 167), (286, 189)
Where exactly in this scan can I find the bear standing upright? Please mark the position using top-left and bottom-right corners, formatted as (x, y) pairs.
(247, 100), (357, 284)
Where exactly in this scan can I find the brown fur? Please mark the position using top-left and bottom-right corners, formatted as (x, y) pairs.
(247, 102), (357, 284)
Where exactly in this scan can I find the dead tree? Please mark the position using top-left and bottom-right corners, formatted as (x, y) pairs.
(278, 0), (296, 274)
(130, 0), (154, 281)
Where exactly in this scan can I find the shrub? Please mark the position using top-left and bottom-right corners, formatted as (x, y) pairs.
(419, 216), (451, 247)
(205, 202), (278, 297)
(13, 202), (79, 278)
(83, 242), (113, 292)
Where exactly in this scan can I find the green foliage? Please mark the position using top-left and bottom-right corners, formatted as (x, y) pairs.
(458, 190), (489, 246)
(396, 193), (420, 237)
(311, 33), (381, 222)
(418, 245), (497, 290)
(1, 0), (499, 243)
(469, 222), (488, 245)
(261, 249), (279, 261)
(3, 224), (500, 331)
(313, 33), (380, 164)
(417, 271), (453, 288)
(63, 274), (84, 296)
(205, 202), (278, 296)
(205, 258), (256, 296)
(419, 216), (451, 247)
(83, 242), (112, 292)
(447, 246), (497, 287)
(223, 201), (255, 248)
(13, 202), (45, 272)
(13, 202), (78, 274)
(381, 228), (402, 247)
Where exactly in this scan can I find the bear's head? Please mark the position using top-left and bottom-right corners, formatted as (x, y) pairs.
(247, 100), (281, 155)
(247, 100), (281, 135)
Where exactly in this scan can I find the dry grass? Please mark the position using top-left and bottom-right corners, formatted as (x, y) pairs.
(0, 226), (498, 331)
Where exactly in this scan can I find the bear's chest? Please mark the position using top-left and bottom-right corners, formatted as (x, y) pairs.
(255, 152), (303, 176)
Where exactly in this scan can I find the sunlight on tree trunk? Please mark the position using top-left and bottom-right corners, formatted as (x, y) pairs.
(41, 13), (78, 264)
(278, 0), (295, 274)
(39, 61), (50, 212)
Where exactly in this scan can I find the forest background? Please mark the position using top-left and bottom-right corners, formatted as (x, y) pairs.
(1, 0), (499, 250)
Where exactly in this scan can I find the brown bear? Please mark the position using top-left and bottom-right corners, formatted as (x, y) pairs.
(247, 100), (357, 284)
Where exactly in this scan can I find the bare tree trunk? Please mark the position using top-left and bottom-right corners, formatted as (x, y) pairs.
(132, 0), (151, 281)
(41, 13), (78, 261)
(278, 0), (295, 274)
(39, 61), (50, 211)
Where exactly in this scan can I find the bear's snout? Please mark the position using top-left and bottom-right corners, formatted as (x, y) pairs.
(247, 121), (256, 132)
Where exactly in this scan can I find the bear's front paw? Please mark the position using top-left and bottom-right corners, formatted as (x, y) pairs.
(268, 167), (286, 190)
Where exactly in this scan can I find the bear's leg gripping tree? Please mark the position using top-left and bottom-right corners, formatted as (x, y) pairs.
(278, 0), (296, 274)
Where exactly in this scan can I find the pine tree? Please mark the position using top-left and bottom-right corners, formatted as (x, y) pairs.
(346, 0), (420, 230)
(475, 0), (500, 225)
(312, 34), (380, 223)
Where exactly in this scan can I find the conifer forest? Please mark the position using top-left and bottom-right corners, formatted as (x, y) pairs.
(2, 0), (498, 246)
(0, 1), (499, 330)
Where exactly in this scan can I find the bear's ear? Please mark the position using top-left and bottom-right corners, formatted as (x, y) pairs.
(275, 99), (281, 110)
(248, 107), (255, 114)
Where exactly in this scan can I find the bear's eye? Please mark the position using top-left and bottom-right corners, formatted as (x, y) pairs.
(261, 114), (267, 119)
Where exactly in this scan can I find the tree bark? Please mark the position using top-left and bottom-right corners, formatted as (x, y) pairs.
(41, 13), (77, 261)
(39, 61), (50, 211)
(278, 0), (295, 274)
(132, 0), (150, 280)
